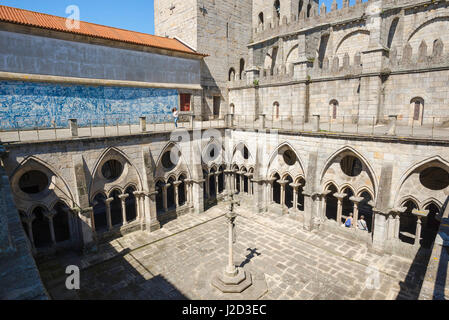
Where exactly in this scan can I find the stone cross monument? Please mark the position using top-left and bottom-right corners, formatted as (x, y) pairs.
(211, 191), (253, 293)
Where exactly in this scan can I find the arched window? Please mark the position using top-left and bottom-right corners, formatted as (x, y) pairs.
(229, 103), (235, 114)
(228, 68), (236, 81)
(273, 101), (280, 119)
(258, 12), (264, 25)
(239, 58), (245, 80)
(387, 18), (399, 49)
(410, 97), (424, 125)
(399, 200), (418, 245)
(298, 0), (303, 17)
(274, 0), (280, 19)
(307, 3), (312, 18)
(329, 99), (338, 119)
(125, 186), (137, 222)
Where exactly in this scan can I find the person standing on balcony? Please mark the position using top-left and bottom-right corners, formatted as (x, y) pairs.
(172, 107), (179, 128)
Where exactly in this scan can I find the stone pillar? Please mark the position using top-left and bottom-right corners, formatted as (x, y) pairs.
(372, 209), (390, 251)
(214, 173), (219, 196)
(104, 197), (114, 230)
(162, 185), (169, 212)
(69, 119), (78, 137)
(138, 191), (146, 222)
(387, 115), (398, 135)
(133, 191), (142, 218)
(349, 196), (364, 228)
(191, 179), (205, 214)
(277, 180), (288, 208)
(321, 190), (332, 219)
(22, 217), (35, 250)
(334, 193), (347, 224)
(189, 114), (195, 128)
(312, 114), (320, 132)
(413, 209), (429, 246)
(46, 209), (57, 245)
(118, 193), (129, 225)
(184, 179), (192, 205)
(238, 171), (245, 194)
(267, 178), (277, 204)
(290, 183), (301, 211)
(394, 214), (400, 239)
(139, 116), (147, 132)
(173, 181), (182, 208)
(144, 190), (160, 231)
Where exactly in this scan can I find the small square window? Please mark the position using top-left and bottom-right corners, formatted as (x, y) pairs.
(180, 94), (191, 112)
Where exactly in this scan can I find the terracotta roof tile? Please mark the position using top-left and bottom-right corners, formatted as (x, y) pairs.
(0, 5), (205, 57)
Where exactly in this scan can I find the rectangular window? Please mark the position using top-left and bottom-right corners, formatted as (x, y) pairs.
(180, 93), (191, 112)
(213, 96), (220, 117)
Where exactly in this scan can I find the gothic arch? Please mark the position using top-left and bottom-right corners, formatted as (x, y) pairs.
(155, 141), (192, 181)
(266, 141), (306, 178)
(320, 146), (378, 198)
(394, 156), (449, 208)
(89, 147), (143, 201)
(10, 156), (75, 213)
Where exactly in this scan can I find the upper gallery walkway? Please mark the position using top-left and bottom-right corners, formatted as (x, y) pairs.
(1, 114), (448, 143)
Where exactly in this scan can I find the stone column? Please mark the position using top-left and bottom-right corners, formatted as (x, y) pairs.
(138, 191), (146, 222)
(144, 190), (161, 232)
(321, 190), (332, 219)
(238, 171), (245, 193)
(133, 191), (142, 218)
(394, 214), (400, 240)
(277, 180), (288, 208)
(184, 179), (192, 205)
(349, 196), (364, 228)
(191, 178), (206, 214)
(215, 173), (219, 195)
(267, 178), (277, 204)
(413, 209), (429, 246)
(162, 185), (169, 212)
(333, 193), (347, 224)
(224, 170), (233, 193)
(372, 209), (390, 251)
(118, 193), (129, 225)
(173, 181), (182, 208)
(46, 209), (57, 245)
(104, 197), (114, 230)
(290, 183), (301, 211)
(21, 215), (35, 250)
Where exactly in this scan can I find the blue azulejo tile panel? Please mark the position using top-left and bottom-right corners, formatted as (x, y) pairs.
(0, 81), (179, 129)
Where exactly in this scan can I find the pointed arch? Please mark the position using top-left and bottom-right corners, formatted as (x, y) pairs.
(89, 147), (143, 201)
(320, 146), (378, 195)
(155, 141), (192, 179)
(10, 156), (75, 210)
(395, 156), (449, 207)
(266, 141), (306, 177)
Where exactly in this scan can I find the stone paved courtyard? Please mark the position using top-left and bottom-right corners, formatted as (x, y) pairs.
(36, 203), (428, 300)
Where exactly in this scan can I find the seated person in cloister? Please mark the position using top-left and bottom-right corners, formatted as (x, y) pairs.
(343, 213), (353, 228)
(357, 215), (368, 231)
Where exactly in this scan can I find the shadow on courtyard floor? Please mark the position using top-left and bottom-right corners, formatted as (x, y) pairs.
(397, 196), (449, 300)
(36, 241), (188, 300)
(396, 245), (432, 300)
